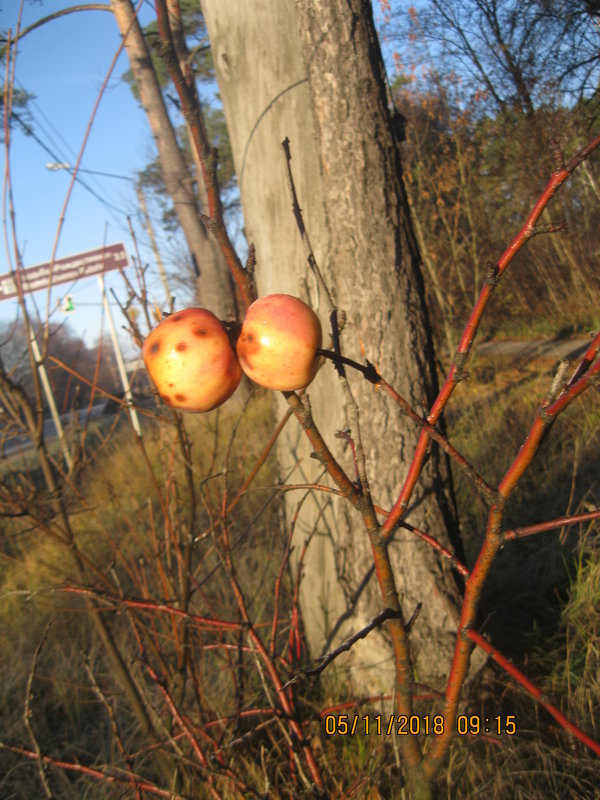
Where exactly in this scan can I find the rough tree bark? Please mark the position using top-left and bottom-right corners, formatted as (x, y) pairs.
(202, 0), (467, 692)
(111, 0), (235, 318)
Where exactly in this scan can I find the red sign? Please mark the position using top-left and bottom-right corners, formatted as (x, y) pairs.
(0, 242), (130, 302)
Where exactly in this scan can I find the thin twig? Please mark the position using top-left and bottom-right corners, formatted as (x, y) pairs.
(282, 136), (423, 774)
(23, 626), (54, 800)
(281, 137), (334, 309)
(84, 655), (142, 800)
(303, 606), (412, 680)
(247, 633), (313, 792)
(270, 491), (311, 658)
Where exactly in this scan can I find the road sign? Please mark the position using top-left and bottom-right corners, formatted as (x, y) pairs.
(0, 241), (140, 454)
(0, 242), (130, 302)
(62, 295), (75, 314)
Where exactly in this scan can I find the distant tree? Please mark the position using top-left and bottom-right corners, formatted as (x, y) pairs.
(1, 30), (33, 143)
(111, 0), (236, 318)
(136, 104), (236, 234)
(121, 0), (213, 94)
(0, 88), (33, 144)
(0, 320), (121, 416)
(386, 1), (600, 344)
(121, 0), (237, 230)
(399, 0), (600, 117)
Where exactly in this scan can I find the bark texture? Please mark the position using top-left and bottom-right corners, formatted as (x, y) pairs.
(111, 0), (235, 318)
(202, 0), (465, 692)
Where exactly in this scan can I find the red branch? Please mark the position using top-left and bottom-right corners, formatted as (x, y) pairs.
(466, 629), (600, 757)
(61, 587), (245, 631)
(398, 520), (470, 577)
(420, 135), (600, 777)
(0, 743), (184, 799)
(382, 132), (600, 537)
(424, 335), (600, 776)
(379, 377), (497, 512)
(504, 508), (600, 541)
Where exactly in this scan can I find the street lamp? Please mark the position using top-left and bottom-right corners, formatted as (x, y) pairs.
(46, 161), (133, 182)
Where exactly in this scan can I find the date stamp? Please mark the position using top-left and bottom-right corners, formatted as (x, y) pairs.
(324, 714), (446, 736)
(323, 714), (517, 737)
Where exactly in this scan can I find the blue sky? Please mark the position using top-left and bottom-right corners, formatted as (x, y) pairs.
(1, 1), (173, 355)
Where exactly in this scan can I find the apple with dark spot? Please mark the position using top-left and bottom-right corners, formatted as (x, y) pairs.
(143, 308), (242, 411)
(236, 294), (322, 391)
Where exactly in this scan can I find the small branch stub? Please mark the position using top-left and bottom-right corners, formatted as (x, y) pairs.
(317, 348), (381, 384)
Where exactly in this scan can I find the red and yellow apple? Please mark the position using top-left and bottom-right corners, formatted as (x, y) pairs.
(236, 294), (322, 391)
(142, 308), (242, 411)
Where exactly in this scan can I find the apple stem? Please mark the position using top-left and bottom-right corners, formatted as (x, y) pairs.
(316, 349), (381, 384)
(222, 320), (242, 350)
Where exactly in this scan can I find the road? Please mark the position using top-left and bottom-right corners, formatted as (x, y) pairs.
(1, 402), (110, 457)
(475, 338), (592, 360)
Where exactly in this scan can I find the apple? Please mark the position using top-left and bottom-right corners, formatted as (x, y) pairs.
(236, 294), (322, 391)
(142, 308), (242, 411)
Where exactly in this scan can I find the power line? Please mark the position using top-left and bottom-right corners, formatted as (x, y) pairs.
(11, 109), (132, 223)
(48, 163), (135, 183)
(19, 82), (137, 200)
(15, 78), (80, 164)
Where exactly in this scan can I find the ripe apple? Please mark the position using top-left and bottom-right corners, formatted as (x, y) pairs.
(142, 308), (242, 411)
(236, 294), (322, 391)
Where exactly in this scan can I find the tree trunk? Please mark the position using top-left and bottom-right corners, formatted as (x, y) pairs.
(202, 0), (466, 692)
(110, 0), (235, 319)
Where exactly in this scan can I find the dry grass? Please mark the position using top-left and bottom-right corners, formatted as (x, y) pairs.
(1, 350), (598, 798)
(0, 389), (289, 798)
